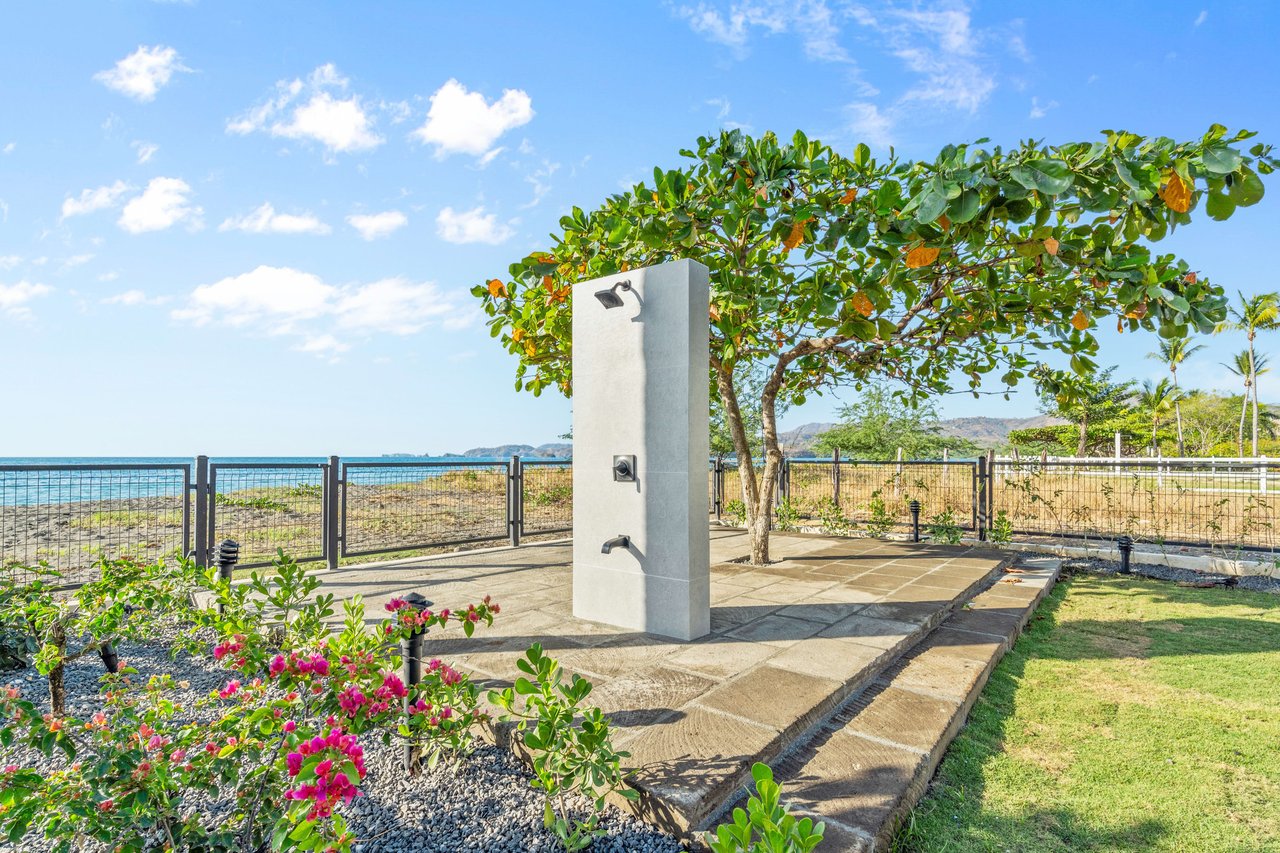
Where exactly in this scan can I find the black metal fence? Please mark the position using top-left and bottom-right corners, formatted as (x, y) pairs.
(1, 455), (572, 582)
(709, 453), (1280, 555)
(7, 452), (1280, 583)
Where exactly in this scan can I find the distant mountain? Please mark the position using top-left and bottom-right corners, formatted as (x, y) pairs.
(457, 443), (572, 459)
(777, 415), (1064, 455)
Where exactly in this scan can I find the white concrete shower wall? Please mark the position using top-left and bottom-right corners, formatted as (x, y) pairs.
(570, 259), (711, 641)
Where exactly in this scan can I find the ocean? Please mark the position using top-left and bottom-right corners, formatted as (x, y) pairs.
(0, 456), (562, 506)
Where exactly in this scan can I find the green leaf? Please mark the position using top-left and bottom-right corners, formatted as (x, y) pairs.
(1230, 166), (1265, 207)
(1201, 144), (1243, 175)
(1009, 159), (1073, 195)
(1205, 190), (1235, 221)
(948, 188), (981, 224)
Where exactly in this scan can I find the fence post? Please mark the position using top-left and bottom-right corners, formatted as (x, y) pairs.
(975, 455), (986, 539)
(1261, 455), (1269, 495)
(986, 449), (996, 530)
(832, 448), (840, 507)
(325, 456), (341, 572)
(508, 455), (523, 547)
(713, 457), (724, 520)
(193, 455), (209, 568)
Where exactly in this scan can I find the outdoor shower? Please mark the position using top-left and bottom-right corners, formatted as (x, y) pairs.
(593, 279), (632, 308)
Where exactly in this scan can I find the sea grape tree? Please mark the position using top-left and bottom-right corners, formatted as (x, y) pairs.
(474, 126), (1274, 564)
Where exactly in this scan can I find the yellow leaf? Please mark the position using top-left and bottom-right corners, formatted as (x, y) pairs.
(1125, 301), (1149, 320)
(1159, 171), (1191, 213)
(937, 214), (951, 231)
(1117, 317), (1124, 334)
(850, 292), (874, 317)
(1044, 237), (1059, 256)
(487, 279), (506, 298)
(512, 328), (525, 343)
(839, 188), (858, 204)
(523, 341), (536, 357)
(783, 218), (810, 250)
(904, 246), (940, 268)
(709, 303), (721, 322)
(1071, 309), (1089, 331)
(542, 275), (555, 293)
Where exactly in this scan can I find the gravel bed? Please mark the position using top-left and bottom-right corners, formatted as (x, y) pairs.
(1, 628), (689, 853)
(1052, 553), (1280, 593)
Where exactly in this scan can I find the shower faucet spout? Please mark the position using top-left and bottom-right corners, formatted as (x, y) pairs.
(601, 535), (630, 554)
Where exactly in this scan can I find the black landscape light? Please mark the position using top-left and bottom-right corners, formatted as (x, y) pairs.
(594, 279), (632, 308)
(1116, 536), (1133, 574)
(909, 500), (922, 542)
(215, 539), (240, 614)
(400, 592), (433, 774)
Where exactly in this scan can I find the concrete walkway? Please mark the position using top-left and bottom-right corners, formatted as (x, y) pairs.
(310, 529), (1021, 840)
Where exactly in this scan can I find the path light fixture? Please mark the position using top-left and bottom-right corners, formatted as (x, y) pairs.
(1116, 536), (1133, 574)
(593, 279), (632, 308)
(399, 592), (433, 774)
(909, 500), (922, 543)
(215, 539), (240, 615)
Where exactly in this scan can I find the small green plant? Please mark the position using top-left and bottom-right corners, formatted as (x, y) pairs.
(215, 492), (290, 512)
(927, 509), (963, 544)
(988, 509), (1014, 546)
(706, 762), (825, 853)
(724, 499), (747, 526)
(864, 489), (895, 538)
(815, 498), (852, 537)
(287, 483), (323, 498)
(773, 497), (801, 532)
(530, 485), (572, 507)
(489, 643), (637, 851)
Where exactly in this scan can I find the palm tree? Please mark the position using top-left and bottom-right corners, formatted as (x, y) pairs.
(1137, 379), (1178, 455)
(1215, 291), (1280, 455)
(1147, 337), (1204, 455)
(1223, 351), (1270, 455)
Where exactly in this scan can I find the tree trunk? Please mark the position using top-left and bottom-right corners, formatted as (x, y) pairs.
(713, 361), (774, 565)
(1076, 413), (1088, 457)
(1172, 367), (1185, 456)
(1239, 386), (1249, 456)
(1250, 337), (1259, 456)
(48, 623), (66, 717)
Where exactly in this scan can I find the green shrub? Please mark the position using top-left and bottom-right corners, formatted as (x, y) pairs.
(815, 498), (852, 537)
(489, 644), (637, 851)
(774, 497), (801, 532)
(864, 489), (895, 538)
(723, 499), (747, 526)
(927, 509), (963, 544)
(706, 762), (825, 852)
(988, 509), (1014, 546)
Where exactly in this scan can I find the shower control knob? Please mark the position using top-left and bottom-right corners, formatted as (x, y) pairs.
(613, 455), (636, 482)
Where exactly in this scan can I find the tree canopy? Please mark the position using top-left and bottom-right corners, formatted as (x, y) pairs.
(473, 125), (1274, 563)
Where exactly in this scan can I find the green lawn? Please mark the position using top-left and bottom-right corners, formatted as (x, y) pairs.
(892, 573), (1280, 853)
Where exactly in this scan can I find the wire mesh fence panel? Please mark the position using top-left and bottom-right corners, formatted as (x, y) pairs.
(0, 464), (190, 584)
(342, 462), (509, 557)
(209, 463), (327, 568)
(991, 459), (1280, 553)
(786, 461), (837, 511)
(828, 461), (978, 531)
(522, 461), (572, 535)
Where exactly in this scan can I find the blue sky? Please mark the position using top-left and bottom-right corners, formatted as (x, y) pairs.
(2, 1), (1278, 456)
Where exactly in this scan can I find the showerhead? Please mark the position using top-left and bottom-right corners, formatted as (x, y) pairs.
(594, 280), (632, 309)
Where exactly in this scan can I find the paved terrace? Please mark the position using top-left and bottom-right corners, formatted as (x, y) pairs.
(312, 529), (1015, 839)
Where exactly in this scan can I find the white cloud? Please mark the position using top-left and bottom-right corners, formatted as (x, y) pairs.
(172, 265), (468, 354)
(94, 45), (190, 102)
(847, 102), (894, 148)
(119, 177), (202, 234)
(2, 142), (14, 155)
(228, 64), (383, 156)
(102, 289), (168, 306)
(0, 255), (22, 270)
(861, 4), (995, 113)
(59, 253), (95, 271)
(1029, 96), (1058, 119)
(219, 202), (330, 235)
(98, 271), (120, 282)
(412, 79), (533, 159)
(133, 141), (159, 164)
(435, 205), (514, 245)
(61, 180), (132, 220)
(522, 161), (560, 209)
(1194, 10), (1208, 26)
(676, 1), (848, 62)
(0, 281), (52, 320)
(346, 210), (407, 240)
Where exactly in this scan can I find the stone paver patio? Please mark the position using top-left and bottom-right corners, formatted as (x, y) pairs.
(312, 529), (1014, 836)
